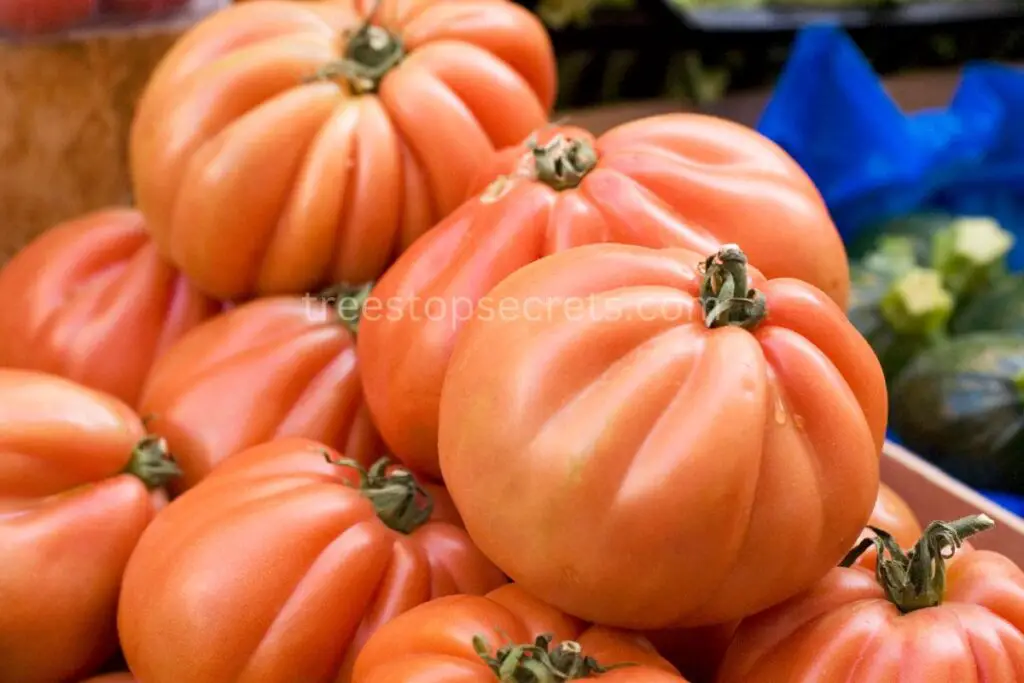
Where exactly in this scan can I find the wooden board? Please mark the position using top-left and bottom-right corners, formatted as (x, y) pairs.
(0, 0), (224, 264)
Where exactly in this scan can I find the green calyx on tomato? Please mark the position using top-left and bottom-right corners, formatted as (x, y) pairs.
(325, 454), (434, 534)
(316, 281), (374, 337)
(304, 14), (405, 95)
(841, 513), (996, 613)
(878, 267), (954, 339)
(123, 435), (182, 489)
(473, 632), (634, 682)
(699, 244), (767, 331)
(932, 217), (1015, 298)
(527, 132), (599, 191)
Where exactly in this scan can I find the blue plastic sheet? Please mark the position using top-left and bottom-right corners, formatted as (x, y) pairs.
(756, 24), (1024, 510)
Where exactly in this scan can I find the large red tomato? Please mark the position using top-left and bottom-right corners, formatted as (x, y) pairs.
(718, 515), (1024, 681)
(0, 370), (178, 683)
(352, 584), (688, 682)
(438, 243), (886, 629)
(0, 208), (221, 408)
(118, 438), (507, 683)
(138, 295), (382, 491)
(359, 114), (848, 479)
(131, 0), (556, 300)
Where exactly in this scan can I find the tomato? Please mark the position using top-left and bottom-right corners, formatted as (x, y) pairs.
(852, 482), (923, 570)
(0, 370), (178, 683)
(0, 0), (94, 34)
(359, 115), (848, 479)
(351, 583), (687, 682)
(138, 294), (383, 491)
(0, 208), (221, 409)
(131, 0), (556, 301)
(438, 243), (886, 629)
(719, 514), (1024, 682)
(118, 437), (507, 682)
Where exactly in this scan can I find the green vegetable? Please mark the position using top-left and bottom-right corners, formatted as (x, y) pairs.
(951, 274), (1024, 336)
(890, 333), (1024, 493)
(848, 236), (954, 382)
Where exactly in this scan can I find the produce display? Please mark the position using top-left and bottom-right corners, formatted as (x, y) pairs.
(845, 212), (1024, 493)
(3, 1), (1024, 682)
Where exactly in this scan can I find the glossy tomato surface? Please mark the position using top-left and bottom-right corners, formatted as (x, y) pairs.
(438, 244), (886, 629)
(138, 296), (382, 491)
(118, 438), (507, 683)
(352, 584), (688, 682)
(359, 114), (848, 479)
(0, 370), (168, 683)
(718, 548), (1024, 682)
(131, 0), (556, 300)
(0, 208), (221, 408)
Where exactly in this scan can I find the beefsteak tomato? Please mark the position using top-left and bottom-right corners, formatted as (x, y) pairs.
(0, 370), (178, 683)
(0, 208), (221, 408)
(352, 584), (688, 682)
(438, 243), (886, 628)
(718, 515), (1024, 682)
(118, 438), (507, 683)
(359, 114), (848, 478)
(137, 294), (382, 491)
(131, 0), (556, 300)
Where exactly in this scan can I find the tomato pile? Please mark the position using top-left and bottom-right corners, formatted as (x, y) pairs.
(3, 1), (1024, 681)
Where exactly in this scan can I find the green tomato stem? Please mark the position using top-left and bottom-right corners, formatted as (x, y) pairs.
(123, 435), (181, 490)
(316, 281), (373, 337)
(303, 10), (404, 95)
(528, 133), (599, 191)
(325, 454), (433, 534)
(473, 633), (634, 681)
(699, 244), (767, 331)
(840, 514), (995, 613)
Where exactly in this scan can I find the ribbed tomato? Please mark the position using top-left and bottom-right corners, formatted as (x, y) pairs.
(118, 438), (507, 683)
(438, 243), (886, 628)
(138, 295), (382, 491)
(719, 515), (1024, 682)
(359, 114), (848, 479)
(352, 584), (688, 682)
(0, 208), (221, 408)
(131, 0), (556, 300)
(0, 370), (178, 683)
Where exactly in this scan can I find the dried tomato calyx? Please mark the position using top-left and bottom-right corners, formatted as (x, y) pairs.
(698, 244), (767, 331)
(314, 281), (374, 337)
(325, 455), (434, 534)
(305, 21), (404, 95)
(474, 633), (634, 682)
(840, 514), (996, 613)
(527, 133), (598, 191)
(124, 435), (182, 489)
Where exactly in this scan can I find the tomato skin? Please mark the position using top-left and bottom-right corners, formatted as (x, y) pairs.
(131, 0), (555, 300)
(717, 548), (1024, 682)
(0, 370), (163, 683)
(0, 0), (95, 34)
(118, 437), (508, 683)
(352, 584), (688, 682)
(359, 116), (848, 479)
(137, 296), (383, 491)
(437, 244), (886, 629)
(0, 208), (221, 409)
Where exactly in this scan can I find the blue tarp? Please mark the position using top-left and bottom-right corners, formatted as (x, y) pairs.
(756, 25), (1024, 516)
